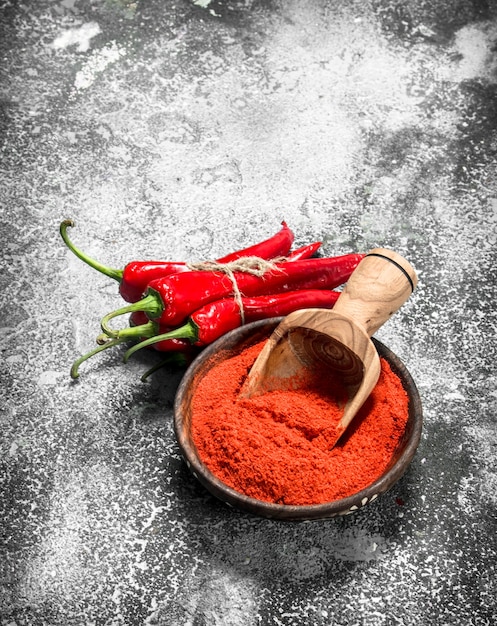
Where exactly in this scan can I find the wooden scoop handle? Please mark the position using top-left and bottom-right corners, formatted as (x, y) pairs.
(333, 248), (418, 337)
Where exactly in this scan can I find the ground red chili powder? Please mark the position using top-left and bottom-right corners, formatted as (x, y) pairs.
(190, 340), (409, 506)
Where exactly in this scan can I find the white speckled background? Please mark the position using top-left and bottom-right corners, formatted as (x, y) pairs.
(1, 0), (496, 624)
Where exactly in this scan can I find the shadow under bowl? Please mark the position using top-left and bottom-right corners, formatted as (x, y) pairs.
(174, 318), (423, 521)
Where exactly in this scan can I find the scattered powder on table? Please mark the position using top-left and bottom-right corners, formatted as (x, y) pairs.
(191, 341), (409, 505)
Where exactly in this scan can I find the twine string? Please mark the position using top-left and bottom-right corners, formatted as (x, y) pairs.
(186, 256), (283, 324)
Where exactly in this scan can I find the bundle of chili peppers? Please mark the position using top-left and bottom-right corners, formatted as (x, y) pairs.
(60, 219), (365, 380)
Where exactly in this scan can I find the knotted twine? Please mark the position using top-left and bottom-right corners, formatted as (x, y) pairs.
(186, 256), (284, 324)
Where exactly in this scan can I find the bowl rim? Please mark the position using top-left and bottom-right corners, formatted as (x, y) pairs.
(174, 318), (423, 520)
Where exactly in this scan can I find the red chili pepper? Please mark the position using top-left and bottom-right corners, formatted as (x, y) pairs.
(101, 253), (365, 336)
(116, 262), (190, 302)
(122, 242), (318, 303)
(122, 289), (341, 361)
(60, 220), (295, 302)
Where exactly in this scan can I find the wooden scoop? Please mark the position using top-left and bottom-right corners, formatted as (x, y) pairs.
(241, 248), (418, 447)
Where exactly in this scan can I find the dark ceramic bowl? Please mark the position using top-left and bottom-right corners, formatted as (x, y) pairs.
(174, 318), (422, 521)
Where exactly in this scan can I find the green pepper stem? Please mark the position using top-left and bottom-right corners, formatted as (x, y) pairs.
(100, 293), (163, 338)
(123, 322), (198, 363)
(116, 321), (158, 341)
(70, 337), (127, 379)
(60, 219), (123, 282)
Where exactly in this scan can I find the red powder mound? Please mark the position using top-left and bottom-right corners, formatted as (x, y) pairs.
(191, 341), (409, 506)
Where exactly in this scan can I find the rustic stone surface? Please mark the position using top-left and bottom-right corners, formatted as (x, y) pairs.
(1, 0), (496, 624)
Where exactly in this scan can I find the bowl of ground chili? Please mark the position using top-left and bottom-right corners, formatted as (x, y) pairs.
(174, 318), (422, 521)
